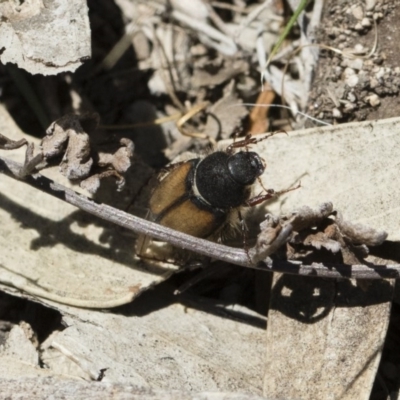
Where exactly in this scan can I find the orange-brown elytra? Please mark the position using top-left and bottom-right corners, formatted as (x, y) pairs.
(148, 132), (286, 239)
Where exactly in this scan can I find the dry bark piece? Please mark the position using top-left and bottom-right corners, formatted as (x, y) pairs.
(264, 275), (394, 399)
(235, 117), (400, 242)
(0, 322), (39, 367)
(0, 266), (268, 396)
(0, 0), (91, 75)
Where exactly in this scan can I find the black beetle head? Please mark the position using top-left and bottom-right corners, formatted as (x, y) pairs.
(227, 151), (265, 186)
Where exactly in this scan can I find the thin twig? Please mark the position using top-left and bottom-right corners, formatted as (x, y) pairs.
(0, 155), (399, 279)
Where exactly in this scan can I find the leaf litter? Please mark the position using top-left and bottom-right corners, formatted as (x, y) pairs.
(0, 0), (400, 398)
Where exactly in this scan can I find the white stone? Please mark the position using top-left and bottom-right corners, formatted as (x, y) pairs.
(366, 94), (381, 107)
(369, 77), (379, 89)
(354, 44), (365, 53)
(373, 12), (383, 20)
(347, 92), (357, 103)
(332, 108), (343, 118)
(361, 18), (372, 28)
(343, 102), (357, 112)
(375, 68), (385, 79)
(344, 67), (356, 77)
(365, 0), (378, 11)
(352, 5), (364, 20)
(346, 75), (359, 87)
(342, 57), (364, 70)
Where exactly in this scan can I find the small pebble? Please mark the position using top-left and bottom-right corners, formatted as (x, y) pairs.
(333, 66), (343, 77)
(353, 44), (365, 54)
(332, 108), (342, 118)
(344, 67), (356, 77)
(375, 68), (385, 79)
(357, 72), (369, 88)
(344, 68), (359, 87)
(373, 12), (383, 20)
(341, 58), (364, 71)
(361, 18), (371, 28)
(343, 102), (357, 112)
(369, 77), (379, 89)
(347, 92), (357, 102)
(366, 93), (381, 107)
(354, 23), (363, 31)
(365, 0), (377, 11)
(392, 77), (400, 87)
(352, 5), (364, 20)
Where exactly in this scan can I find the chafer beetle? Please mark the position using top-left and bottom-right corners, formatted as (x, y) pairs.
(148, 133), (282, 239)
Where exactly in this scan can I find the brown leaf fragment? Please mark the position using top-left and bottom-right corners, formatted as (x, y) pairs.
(335, 210), (388, 246)
(40, 113), (133, 191)
(249, 215), (293, 264)
(0, 133), (27, 150)
(248, 85), (275, 135)
(258, 215), (283, 246)
(97, 138), (134, 173)
(303, 231), (342, 253)
(59, 129), (92, 180)
(80, 170), (125, 194)
(41, 116), (73, 159)
(19, 145), (43, 178)
(0, 137), (43, 179)
(252, 202), (388, 269)
(289, 204), (385, 266)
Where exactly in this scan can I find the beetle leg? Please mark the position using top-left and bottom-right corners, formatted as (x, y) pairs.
(245, 190), (276, 207)
(238, 210), (252, 263)
(245, 182), (301, 207)
(226, 130), (287, 153)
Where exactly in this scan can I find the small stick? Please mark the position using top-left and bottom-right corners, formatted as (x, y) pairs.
(0, 155), (398, 279)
